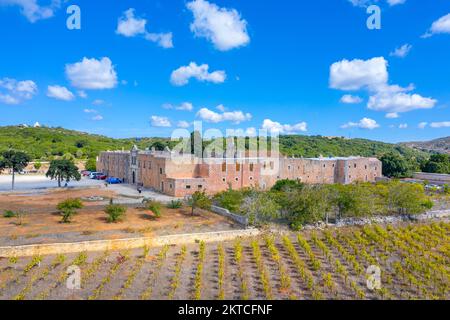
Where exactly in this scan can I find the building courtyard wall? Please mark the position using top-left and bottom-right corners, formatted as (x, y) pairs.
(97, 148), (382, 197)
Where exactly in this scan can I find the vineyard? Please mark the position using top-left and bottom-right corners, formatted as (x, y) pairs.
(0, 221), (448, 300)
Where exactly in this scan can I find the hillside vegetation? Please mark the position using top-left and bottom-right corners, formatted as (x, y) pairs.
(0, 126), (171, 160)
(401, 136), (450, 155)
(0, 126), (429, 163)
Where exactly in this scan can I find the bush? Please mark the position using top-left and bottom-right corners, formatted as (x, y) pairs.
(3, 210), (16, 218)
(213, 189), (251, 213)
(271, 179), (304, 192)
(166, 200), (182, 209)
(189, 191), (212, 215)
(146, 201), (162, 218)
(57, 198), (83, 223)
(105, 204), (127, 223)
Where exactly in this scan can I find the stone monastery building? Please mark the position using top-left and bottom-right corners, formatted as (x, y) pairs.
(97, 146), (382, 197)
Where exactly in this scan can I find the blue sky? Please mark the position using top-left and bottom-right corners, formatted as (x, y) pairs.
(0, 0), (449, 142)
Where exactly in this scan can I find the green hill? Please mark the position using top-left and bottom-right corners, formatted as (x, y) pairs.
(0, 126), (171, 160)
(0, 126), (429, 165)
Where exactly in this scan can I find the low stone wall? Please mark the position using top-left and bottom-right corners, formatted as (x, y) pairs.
(211, 205), (249, 227)
(334, 209), (450, 227)
(0, 228), (260, 258)
(413, 172), (450, 184)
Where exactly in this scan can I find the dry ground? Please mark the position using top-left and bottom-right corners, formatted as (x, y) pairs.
(0, 188), (239, 246)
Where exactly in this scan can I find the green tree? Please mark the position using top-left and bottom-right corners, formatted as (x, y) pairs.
(328, 183), (376, 221)
(105, 204), (127, 223)
(33, 161), (42, 171)
(380, 153), (410, 178)
(241, 192), (280, 225)
(0, 150), (31, 190)
(46, 159), (81, 187)
(57, 198), (83, 223)
(149, 141), (166, 151)
(285, 185), (331, 229)
(188, 191), (211, 215)
(271, 179), (304, 192)
(85, 157), (97, 172)
(422, 154), (450, 174)
(386, 182), (432, 214)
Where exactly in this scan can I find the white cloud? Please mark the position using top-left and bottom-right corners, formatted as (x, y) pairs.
(84, 109), (97, 113)
(430, 121), (450, 128)
(0, 77), (37, 104)
(46, 85), (74, 101)
(245, 127), (257, 136)
(390, 44), (412, 58)
(163, 102), (193, 111)
(330, 56), (437, 114)
(187, 0), (250, 51)
(216, 104), (226, 112)
(368, 91), (436, 113)
(398, 123), (408, 129)
(348, 0), (406, 7)
(341, 117), (380, 130)
(77, 90), (87, 98)
(151, 115), (171, 127)
(423, 13), (450, 37)
(177, 121), (190, 128)
(0, 94), (19, 104)
(116, 8), (146, 37)
(262, 119), (308, 134)
(197, 107), (251, 124)
(66, 57), (118, 90)
(144, 32), (173, 49)
(329, 57), (388, 91)
(116, 8), (174, 48)
(92, 99), (104, 106)
(170, 62), (226, 86)
(340, 94), (363, 104)
(387, 0), (406, 6)
(0, 0), (60, 23)
(418, 122), (428, 129)
(385, 112), (399, 119)
(91, 115), (103, 121)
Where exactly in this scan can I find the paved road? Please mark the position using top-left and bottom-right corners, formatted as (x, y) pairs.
(0, 175), (104, 191)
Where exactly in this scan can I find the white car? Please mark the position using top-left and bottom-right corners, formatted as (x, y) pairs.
(88, 172), (101, 179)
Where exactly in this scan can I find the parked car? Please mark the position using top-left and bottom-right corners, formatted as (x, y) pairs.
(81, 170), (91, 176)
(106, 177), (122, 184)
(89, 172), (102, 179)
(96, 174), (108, 180)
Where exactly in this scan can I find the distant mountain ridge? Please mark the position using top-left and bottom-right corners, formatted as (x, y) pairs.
(400, 137), (450, 155)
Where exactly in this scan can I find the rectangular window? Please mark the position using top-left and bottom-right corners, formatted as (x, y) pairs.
(198, 185), (203, 189)
(222, 162), (226, 172)
(159, 168), (163, 174)
(249, 163), (254, 172)
(186, 185), (191, 189)
(236, 163), (241, 171)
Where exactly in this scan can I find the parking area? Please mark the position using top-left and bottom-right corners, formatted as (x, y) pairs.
(0, 174), (178, 203)
(0, 175), (104, 191)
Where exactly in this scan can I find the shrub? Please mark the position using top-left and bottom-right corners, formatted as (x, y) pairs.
(105, 204), (127, 223)
(167, 200), (182, 209)
(3, 210), (16, 218)
(57, 198), (83, 223)
(147, 201), (162, 218)
(188, 191), (212, 215)
(213, 189), (250, 212)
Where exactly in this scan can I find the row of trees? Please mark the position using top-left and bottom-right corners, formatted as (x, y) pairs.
(380, 152), (450, 178)
(214, 179), (434, 229)
(0, 150), (81, 189)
